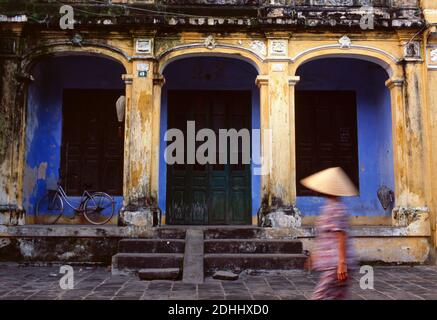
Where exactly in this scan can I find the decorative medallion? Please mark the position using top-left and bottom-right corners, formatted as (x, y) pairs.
(338, 35), (352, 49)
(250, 40), (267, 57)
(431, 48), (437, 62)
(404, 41), (421, 60)
(136, 38), (153, 55)
(427, 47), (437, 69)
(71, 33), (83, 47)
(269, 39), (288, 56)
(204, 35), (217, 50)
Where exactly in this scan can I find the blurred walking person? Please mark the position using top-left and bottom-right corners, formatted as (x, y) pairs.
(300, 167), (358, 300)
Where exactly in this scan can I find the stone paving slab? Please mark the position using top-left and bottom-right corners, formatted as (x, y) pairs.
(0, 263), (436, 300)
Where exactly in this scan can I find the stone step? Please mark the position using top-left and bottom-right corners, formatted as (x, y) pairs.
(182, 229), (204, 284)
(157, 228), (186, 239)
(204, 227), (262, 239)
(204, 239), (303, 254)
(138, 268), (181, 281)
(112, 253), (184, 272)
(118, 239), (185, 254)
(204, 253), (308, 274)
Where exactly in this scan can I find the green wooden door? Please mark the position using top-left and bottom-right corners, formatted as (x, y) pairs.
(166, 90), (252, 225)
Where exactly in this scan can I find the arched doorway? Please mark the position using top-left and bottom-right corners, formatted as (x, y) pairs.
(23, 55), (126, 224)
(295, 57), (395, 217)
(159, 56), (260, 225)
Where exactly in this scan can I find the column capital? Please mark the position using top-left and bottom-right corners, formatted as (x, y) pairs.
(288, 76), (300, 86)
(385, 77), (405, 89)
(122, 74), (134, 85)
(255, 75), (269, 87)
(153, 74), (165, 87)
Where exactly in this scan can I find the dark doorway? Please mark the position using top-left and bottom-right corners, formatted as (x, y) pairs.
(61, 89), (124, 196)
(296, 91), (359, 196)
(166, 90), (252, 225)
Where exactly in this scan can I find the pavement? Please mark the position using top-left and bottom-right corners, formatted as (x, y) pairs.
(0, 263), (436, 300)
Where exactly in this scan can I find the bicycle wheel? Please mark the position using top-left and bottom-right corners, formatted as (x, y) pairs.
(83, 192), (115, 225)
(35, 192), (64, 224)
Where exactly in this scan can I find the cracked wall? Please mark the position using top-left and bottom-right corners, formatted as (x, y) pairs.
(0, 51), (25, 225)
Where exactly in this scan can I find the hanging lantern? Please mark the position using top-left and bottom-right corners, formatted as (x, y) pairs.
(116, 95), (126, 138)
(116, 95), (126, 123)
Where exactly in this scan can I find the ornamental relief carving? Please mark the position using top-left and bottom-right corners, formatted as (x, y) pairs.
(403, 41), (421, 61)
(427, 48), (437, 68)
(269, 39), (288, 56)
(154, 36), (267, 58)
(430, 49), (437, 63)
(249, 40), (267, 56)
(338, 35), (352, 48)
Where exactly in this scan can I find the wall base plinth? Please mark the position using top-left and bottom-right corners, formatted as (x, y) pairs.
(0, 208), (25, 226)
(119, 207), (158, 228)
(260, 206), (302, 228)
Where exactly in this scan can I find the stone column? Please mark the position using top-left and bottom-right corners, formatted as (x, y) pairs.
(268, 67), (297, 208)
(0, 54), (26, 226)
(256, 66), (301, 227)
(120, 61), (157, 227)
(288, 76), (300, 203)
(122, 73), (133, 209)
(150, 75), (165, 205)
(401, 62), (429, 207)
(255, 75), (270, 207)
(385, 77), (407, 206)
(386, 61), (431, 228)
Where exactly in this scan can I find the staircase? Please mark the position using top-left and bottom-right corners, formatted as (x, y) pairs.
(203, 227), (308, 275)
(111, 226), (308, 281)
(111, 228), (186, 280)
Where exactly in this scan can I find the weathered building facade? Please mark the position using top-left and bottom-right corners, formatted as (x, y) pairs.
(0, 0), (437, 265)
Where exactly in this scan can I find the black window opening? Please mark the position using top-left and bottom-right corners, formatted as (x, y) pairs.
(295, 91), (360, 196)
(60, 89), (124, 196)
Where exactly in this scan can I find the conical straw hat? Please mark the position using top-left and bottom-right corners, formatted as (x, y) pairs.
(300, 167), (358, 197)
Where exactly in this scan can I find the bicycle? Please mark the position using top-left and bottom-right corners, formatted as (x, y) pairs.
(35, 182), (115, 225)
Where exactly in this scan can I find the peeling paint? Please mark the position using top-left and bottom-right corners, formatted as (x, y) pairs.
(18, 240), (35, 258)
(0, 1), (435, 265)
(22, 56), (125, 217)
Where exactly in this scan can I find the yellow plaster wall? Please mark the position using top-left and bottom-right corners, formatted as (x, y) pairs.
(14, 31), (433, 253)
(302, 237), (431, 263)
(302, 216), (392, 226)
(0, 19), (431, 262)
(426, 65), (437, 248)
(422, 0), (437, 24)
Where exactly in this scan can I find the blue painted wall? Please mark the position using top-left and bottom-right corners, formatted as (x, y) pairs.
(24, 55), (125, 216)
(25, 56), (390, 219)
(159, 57), (261, 219)
(295, 58), (394, 216)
